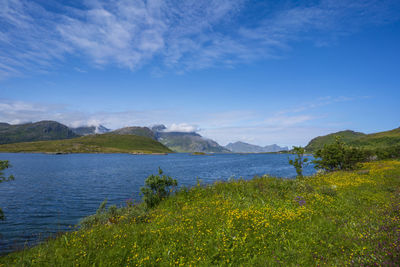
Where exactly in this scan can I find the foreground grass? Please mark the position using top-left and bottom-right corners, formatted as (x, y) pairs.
(1, 161), (400, 266)
(0, 134), (172, 154)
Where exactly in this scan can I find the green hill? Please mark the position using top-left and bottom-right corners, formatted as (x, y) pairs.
(111, 127), (155, 139)
(305, 128), (400, 151)
(0, 121), (79, 144)
(0, 134), (172, 154)
(347, 127), (400, 149)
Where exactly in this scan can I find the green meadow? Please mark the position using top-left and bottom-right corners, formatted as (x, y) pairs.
(1, 160), (399, 266)
(0, 134), (172, 154)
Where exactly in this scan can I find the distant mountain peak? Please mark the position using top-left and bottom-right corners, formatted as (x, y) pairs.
(151, 124), (167, 132)
(225, 141), (288, 153)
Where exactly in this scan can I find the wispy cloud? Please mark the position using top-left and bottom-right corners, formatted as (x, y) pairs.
(0, 0), (399, 78)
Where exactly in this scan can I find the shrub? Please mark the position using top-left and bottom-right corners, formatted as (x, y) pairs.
(0, 160), (14, 220)
(288, 146), (309, 178)
(313, 137), (367, 172)
(141, 167), (177, 208)
(375, 145), (400, 160)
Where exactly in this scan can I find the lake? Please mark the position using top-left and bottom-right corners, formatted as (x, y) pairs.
(0, 152), (315, 254)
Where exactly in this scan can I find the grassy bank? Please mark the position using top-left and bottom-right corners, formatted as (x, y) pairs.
(1, 161), (400, 266)
(0, 134), (172, 154)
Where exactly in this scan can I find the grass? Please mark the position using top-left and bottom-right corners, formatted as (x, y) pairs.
(1, 160), (400, 266)
(0, 134), (172, 154)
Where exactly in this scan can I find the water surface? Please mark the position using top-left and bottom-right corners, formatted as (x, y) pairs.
(0, 152), (315, 254)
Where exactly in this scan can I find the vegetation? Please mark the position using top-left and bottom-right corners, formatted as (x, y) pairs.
(1, 160), (399, 265)
(140, 168), (178, 208)
(305, 127), (400, 152)
(313, 137), (368, 172)
(111, 127), (155, 140)
(0, 134), (172, 154)
(0, 120), (79, 145)
(374, 145), (400, 160)
(305, 130), (365, 152)
(350, 127), (400, 149)
(0, 160), (14, 220)
(288, 146), (309, 178)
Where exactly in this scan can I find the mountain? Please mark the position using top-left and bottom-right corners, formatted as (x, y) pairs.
(150, 125), (229, 153)
(71, 125), (110, 135)
(225, 141), (288, 153)
(0, 121), (79, 145)
(264, 144), (289, 152)
(305, 128), (400, 151)
(0, 134), (172, 154)
(156, 132), (229, 153)
(111, 127), (155, 139)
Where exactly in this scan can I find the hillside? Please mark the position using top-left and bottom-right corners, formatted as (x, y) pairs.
(1, 160), (399, 265)
(0, 134), (172, 154)
(157, 131), (230, 153)
(111, 126), (155, 139)
(305, 128), (400, 151)
(349, 127), (400, 148)
(150, 125), (229, 153)
(305, 130), (366, 151)
(225, 141), (288, 153)
(0, 121), (79, 145)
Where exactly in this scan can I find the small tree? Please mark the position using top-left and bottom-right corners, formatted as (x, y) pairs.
(141, 167), (177, 208)
(313, 137), (366, 172)
(0, 160), (14, 220)
(288, 146), (309, 178)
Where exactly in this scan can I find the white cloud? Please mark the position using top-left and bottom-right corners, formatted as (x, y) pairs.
(164, 123), (199, 133)
(0, 0), (399, 78)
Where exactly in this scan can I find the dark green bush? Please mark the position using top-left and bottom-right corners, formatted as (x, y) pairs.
(141, 167), (177, 208)
(375, 145), (400, 160)
(313, 137), (367, 172)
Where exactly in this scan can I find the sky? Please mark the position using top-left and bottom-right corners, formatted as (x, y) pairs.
(0, 0), (399, 147)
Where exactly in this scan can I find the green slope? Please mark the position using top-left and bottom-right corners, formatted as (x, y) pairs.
(348, 127), (400, 149)
(305, 130), (366, 151)
(111, 127), (155, 139)
(0, 134), (172, 154)
(305, 128), (400, 151)
(0, 121), (79, 144)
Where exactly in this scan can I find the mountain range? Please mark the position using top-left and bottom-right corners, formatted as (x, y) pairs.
(0, 121), (230, 153)
(225, 141), (288, 153)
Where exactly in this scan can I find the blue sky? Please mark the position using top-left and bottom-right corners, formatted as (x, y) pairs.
(0, 0), (399, 146)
